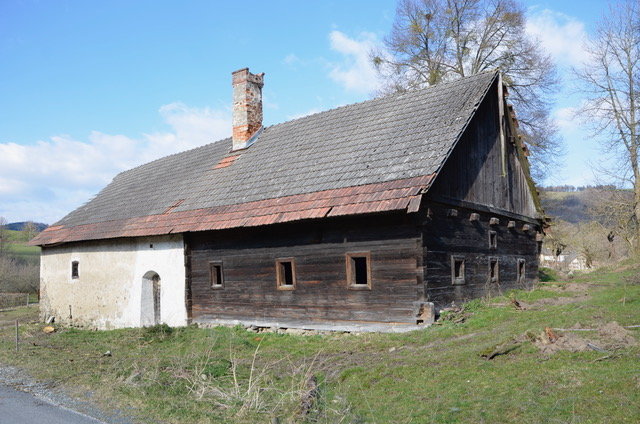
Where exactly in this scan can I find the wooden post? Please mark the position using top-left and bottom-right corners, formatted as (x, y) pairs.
(26, 293), (29, 306)
(15, 320), (18, 352)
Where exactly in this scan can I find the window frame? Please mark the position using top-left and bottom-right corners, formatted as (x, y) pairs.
(209, 261), (224, 290)
(71, 260), (79, 280)
(451, 255), (466, 285)
(346, 252), (372, 290)
(488, 257), (499, 284)
(275, 258), (297, 290)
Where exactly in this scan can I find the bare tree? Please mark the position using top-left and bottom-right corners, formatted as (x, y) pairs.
(590, 188), (636, 254)
(575, 0), (640, 252)
(22, 221), (38, 242)
(372, 0), (560, 180)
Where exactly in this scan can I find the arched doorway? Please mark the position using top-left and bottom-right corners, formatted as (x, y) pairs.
(141, 271), (161, 326)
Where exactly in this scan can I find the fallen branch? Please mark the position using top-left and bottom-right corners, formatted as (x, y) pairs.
(552, 328), (597, 332)
(480, 341), (521, 360)
(552, 325), (640, 331)
(586, 343), (607, 353)
(592, 353), (620, 363)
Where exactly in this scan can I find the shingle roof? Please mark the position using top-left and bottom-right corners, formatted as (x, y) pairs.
(32, 70), (498, 246)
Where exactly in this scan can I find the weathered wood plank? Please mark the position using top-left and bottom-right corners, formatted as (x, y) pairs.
(187, 214), (423, 324)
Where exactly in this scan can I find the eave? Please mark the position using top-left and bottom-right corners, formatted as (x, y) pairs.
(31, 174), (434, 246)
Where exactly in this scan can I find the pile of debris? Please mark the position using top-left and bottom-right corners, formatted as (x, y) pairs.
(532, 322), (637, 355)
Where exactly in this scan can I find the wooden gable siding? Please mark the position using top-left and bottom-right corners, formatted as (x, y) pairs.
(186, 213), (423, 325)
(421, 203), (539, 308)
(429, 79), (537, 218)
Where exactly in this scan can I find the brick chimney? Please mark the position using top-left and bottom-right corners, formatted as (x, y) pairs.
(232, 68), (264, 150)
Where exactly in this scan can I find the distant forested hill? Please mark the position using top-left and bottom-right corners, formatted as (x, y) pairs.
(539, 189), (632, 223)
(5, 222), (48, 232)
(540, 191), (592, 223)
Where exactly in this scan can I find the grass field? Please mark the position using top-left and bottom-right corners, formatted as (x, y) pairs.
(0, 264), (639, 423)
(2, 229), (40, 262)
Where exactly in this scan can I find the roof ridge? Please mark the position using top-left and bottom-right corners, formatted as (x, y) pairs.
(114, 70), (499, 180)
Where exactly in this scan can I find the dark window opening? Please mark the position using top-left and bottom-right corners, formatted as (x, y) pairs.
(347, 253), (371, 289)
(489, 258), (499, 283)
(209, 262), (224, 289)
(452, 256), (465, 285)
(276, 259), (296, 290)
(517, 259), (525, 283)
(353, 257), (368, 285)
(489, 231), (497, 249)
(71, 261), (79, 279)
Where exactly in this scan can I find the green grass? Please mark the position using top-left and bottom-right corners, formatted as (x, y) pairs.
(6, 242), (40, 260)
(4, 229), (26, 242)
(1, 265), (639, 423)
(3, 229), (40, 262)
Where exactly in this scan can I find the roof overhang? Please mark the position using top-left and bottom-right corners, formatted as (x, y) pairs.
(31, 174), (434, 246)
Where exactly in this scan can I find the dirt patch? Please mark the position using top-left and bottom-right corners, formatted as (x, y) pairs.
(543, 282), (592, 294)
(532, 321), (637, 355)
(534, 331), (591, 355)
(598, 322), (638, 350)
(517, 293), (591, 310)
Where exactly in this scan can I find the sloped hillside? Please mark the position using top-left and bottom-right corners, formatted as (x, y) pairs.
(0, 264), (638, 423)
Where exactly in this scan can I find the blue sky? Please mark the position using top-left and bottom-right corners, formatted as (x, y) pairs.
(0, 0), (611, 223)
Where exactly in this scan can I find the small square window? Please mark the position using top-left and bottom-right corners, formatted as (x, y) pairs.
(451, 256), (465, 285)
(346, 252), (371, 289)
(489, 258), (499, 283)
(489, 231), (497, 249)
(276, 258), (296, 290)
(517, 259), (525, 283)
(71, 261), (79, 279)
(209, 262), (224, 289)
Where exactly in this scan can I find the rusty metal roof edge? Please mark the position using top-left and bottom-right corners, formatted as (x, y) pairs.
(33, 175), (435, 246)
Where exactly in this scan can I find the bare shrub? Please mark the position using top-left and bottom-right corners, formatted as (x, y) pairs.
(0, 256), (39, 294)
(165, 339), (335, 422)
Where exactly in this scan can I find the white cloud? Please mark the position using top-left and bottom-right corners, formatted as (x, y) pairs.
(283, 53), (301, 67)
(287, 108), (324, 121)
(554, 106), (579, 131)
(526, 9), (590, 68)
(0, 104), (231, 223)
(327, 30), (384, 94)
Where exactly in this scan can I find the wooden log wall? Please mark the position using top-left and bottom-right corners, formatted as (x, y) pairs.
(421, 203), (540, 308)
(186, 214), (423, 325)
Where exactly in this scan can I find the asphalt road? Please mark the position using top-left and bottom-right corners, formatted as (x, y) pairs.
(0, 384), (107, 424)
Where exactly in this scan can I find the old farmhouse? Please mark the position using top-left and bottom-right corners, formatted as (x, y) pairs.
(31, 68), (543, 331)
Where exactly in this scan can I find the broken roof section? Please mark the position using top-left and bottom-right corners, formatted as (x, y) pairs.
(32, 70), (499, 246)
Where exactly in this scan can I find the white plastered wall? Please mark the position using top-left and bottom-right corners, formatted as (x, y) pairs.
(39, 235), (186, 329)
